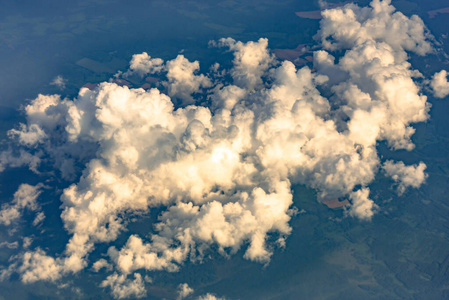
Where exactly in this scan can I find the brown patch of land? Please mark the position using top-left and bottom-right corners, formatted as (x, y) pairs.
(322, 198), (350, 209)
(111, 78), (132, 88)
(145, 76), (159, 84)
(273, 44), (307, 61)
(76, 58), (114, 73)
(428, 7), (449, 19)
(82, 83), (99, 90)
(140, 83), (152, 90)
(295, 10), (322, 19)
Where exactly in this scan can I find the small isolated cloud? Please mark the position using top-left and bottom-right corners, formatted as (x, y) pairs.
(383, 160), (427, 194)
(123, 52), (164, 78)
(0, 184), (43, 226)
(177, 283), (194, 299)
(92, 258), (113, 272)
(50, 75), (67, 90)
(430, 70), (449, 98)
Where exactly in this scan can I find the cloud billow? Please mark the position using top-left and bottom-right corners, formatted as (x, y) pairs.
(0, 0), (437, 298)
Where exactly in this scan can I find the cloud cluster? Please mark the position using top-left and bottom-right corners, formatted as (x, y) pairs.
(122, 52), (212, 105)
(19, 248), (62, 283)
(317, 0), (432, 55)
(0, 184), (43, 226)
(100, 273), (146, 299)
(0, 0), (437, 298)
(0, 149), (40, 173)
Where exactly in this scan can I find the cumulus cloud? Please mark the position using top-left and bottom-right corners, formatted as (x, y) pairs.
(0, 0), (437, 298)
(430, 70), (449, 98)
(348, 188), (378, 220)
(218, 37), (274, 90)
(317, 0), (433, 55)
(383, 160), (427, 194)
(19, 248), (62, 283)
(122, 52), (164, 78)
(0, 184), (43, 226)
(177, 283), (194, 300)
(164, 55), (213, 105)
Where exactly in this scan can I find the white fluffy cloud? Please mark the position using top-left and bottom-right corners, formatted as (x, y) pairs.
(123, 52), (212, 105)
(430, 70), (449, 98)
(123, 52), (164, 78)
(383, 160), (427, 194)
(218, 37), (274, 90)
(164, 55), (213, 105)
(317, 0), (433, 56)
(0, 1), (437, 298)
(19, 248), (62, 283)
(348, 188), (378, 220)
